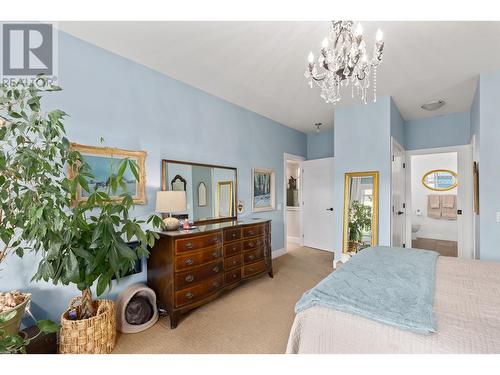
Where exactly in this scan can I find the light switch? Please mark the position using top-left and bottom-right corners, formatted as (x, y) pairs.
(497, 212), (500, 223)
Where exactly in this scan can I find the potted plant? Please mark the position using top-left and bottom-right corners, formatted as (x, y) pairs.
(0, 77), (162, 354)
(347, 200), (372, 252)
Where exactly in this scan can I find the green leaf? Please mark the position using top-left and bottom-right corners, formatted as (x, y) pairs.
(0, 310), (17, 323)
(128, 159), (140, 181)
(78, 175), (90, 193)
(116, 242), (136, 260)
(96, 274), (110, 296)
(116, 158), (128, 179)
(36, 319), (59, 333)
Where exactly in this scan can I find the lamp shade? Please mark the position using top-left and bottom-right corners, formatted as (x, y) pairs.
(155, 191), (187, 214)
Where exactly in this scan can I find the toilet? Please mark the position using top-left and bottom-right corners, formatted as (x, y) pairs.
(411, 224), (421, 240)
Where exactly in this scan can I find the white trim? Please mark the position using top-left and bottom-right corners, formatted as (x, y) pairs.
(391, 137), (406, 247)
(287, 236), (301, 244)
(283, 152), (305, 249)
(272, 247), (287, 259)
(404, 145), (473, 259)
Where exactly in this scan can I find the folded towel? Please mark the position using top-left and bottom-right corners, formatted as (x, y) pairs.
(441, 194), (456, 209)
(442, 207), (457, 220)
(428, 195), (440, 208)
(427, 195), (441, 219)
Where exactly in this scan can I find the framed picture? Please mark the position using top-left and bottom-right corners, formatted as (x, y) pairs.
(473, 161), (480, 214)
(70, 143), (147, 204)
(252, 168), (275, 212)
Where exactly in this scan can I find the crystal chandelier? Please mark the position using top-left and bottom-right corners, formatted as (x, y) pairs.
(305, 21), (384, 105)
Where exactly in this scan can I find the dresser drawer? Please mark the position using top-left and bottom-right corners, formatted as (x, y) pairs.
(175, 275), (223, 307)
(175, 232), (223, 254)
(225, 268), (241, 285)
(243, 248), (264, 264)
(224, 228), (241, 243)
(242, 224), (265, 238)
(224, 241), (242, 257)
(175, 260), (224, 290)
(242, 260), (266, 278)
(175, 246), (223, 272)
(224, 254), (242, 270)
(242, 237), (265, 251)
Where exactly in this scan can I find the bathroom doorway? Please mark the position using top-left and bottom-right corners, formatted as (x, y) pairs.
(283, 153), (305, 250)
(405, 146), (473, 259)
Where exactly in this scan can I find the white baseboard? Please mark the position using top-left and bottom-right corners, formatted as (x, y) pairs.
(287, 236), (301, 244)
(272, 248), (287, 259)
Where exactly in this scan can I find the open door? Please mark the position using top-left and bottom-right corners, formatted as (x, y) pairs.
(391, 138), (406, 247)
(302, 157), (334, 252)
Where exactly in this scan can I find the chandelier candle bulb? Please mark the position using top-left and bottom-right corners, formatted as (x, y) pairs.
(376, 29), (384, 42)
(307, 52), (314, 64)
(355, 23), (363, 36)
(321, 37), (329, 49)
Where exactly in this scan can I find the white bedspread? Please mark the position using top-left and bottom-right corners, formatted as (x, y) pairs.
(286, 256), (500, 354)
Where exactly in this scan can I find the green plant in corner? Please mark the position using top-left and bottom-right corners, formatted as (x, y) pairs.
(0, 77), (163, 321)
(0, 310), (59, 354)
(348, 200), (372, 244)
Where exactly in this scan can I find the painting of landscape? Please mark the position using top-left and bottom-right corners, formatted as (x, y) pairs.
(252, 168), (275, 212)
(70, 143), (147, 204)
(80, 154), (138, 198)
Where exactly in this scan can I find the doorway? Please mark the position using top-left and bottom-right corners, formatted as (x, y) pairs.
(405, 146), (473, 259)
(283, 153), (305, 250)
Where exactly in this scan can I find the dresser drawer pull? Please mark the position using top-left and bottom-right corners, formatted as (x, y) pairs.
(248, 230), (255, 236)
(232, 260), (238, 265)
(212, 281), (220, 288)
(248, 267), (255, 272)
(185, 274), (194, 282)
(232, 273), (237, 278)
(184, 242), (193, 249)
(212, 266), (220, 273)
(248, 254), (255, 260)
(213, 237), (220, 243)
(185, 258), (194, 265)
(185, 292), (194, 300)
(248, 242), (255, 248)
(232, 233), (237, 238)
(212, 252), (220, 258)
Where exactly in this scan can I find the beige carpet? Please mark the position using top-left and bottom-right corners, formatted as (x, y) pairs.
(114, 245), (333, 354)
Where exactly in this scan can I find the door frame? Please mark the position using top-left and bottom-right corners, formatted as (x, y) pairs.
(391, 137), (406, 247)
(283, 153), (305, 251)
(405, 145), (473, 259)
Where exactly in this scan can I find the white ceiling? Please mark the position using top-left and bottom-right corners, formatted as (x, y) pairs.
(58, 21), (500, 133)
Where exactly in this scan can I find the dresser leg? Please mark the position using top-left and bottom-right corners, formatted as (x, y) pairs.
(268, 268), (274, 278)
(170, 312), (179, 329)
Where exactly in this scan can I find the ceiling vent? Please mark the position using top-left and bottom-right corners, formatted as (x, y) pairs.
(421, 99), (445, 111)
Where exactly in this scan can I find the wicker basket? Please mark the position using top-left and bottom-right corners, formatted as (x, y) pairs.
(59, 297), (116, 354)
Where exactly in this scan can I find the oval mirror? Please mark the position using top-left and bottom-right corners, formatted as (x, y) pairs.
(422, 169), (458, 191)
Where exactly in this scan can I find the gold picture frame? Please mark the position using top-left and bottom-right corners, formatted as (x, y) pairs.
(69, 143), (147, 204)
(342, 171), (379, 253)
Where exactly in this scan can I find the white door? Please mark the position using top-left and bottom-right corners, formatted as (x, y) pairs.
(391, 139), (406, 247)
(302, 157), (335, 252)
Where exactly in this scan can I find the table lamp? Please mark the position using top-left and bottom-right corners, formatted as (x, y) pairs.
(155, 191), (187, 231)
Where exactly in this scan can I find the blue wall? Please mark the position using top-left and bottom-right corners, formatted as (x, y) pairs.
(333, 96), (392, 255)
(306, 127), (334, 159)
(390, 98), (405, 148)
(2, 31), (306, 322)
(404, 111), (471, 150)
(476, 70), (500, 261)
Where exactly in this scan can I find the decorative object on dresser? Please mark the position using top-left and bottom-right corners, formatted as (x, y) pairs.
(147, 219), (273, 328)
(116, 283), (159, 333)
(252, 168), (276, 212)
(156, 191), (188, 230)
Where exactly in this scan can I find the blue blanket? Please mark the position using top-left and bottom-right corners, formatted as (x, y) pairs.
(295, 246), (439, 334)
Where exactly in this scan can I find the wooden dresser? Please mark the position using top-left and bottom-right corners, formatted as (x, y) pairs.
(147, 219), (272, 328)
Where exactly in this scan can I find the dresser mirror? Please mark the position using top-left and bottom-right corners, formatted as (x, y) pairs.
(161, 159), (237, 223)
(342, 171), (379, 253)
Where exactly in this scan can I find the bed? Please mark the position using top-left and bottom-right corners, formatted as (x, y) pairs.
(286, 250), (500, 354)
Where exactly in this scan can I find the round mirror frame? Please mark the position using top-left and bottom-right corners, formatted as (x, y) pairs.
(421, 169), (458, 191)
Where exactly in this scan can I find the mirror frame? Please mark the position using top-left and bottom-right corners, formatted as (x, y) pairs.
(342, 171), (379, 253)
(161, 159), (238, 224)
(421, 169), (458, 191)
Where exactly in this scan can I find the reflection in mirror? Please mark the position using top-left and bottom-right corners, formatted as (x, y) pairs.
(198, 182), (207, 206)
(343, 171), (379, 253)
(217, 181), (233, 217)
(422, 169), (458, 191)
(162, 160), (237, 223)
